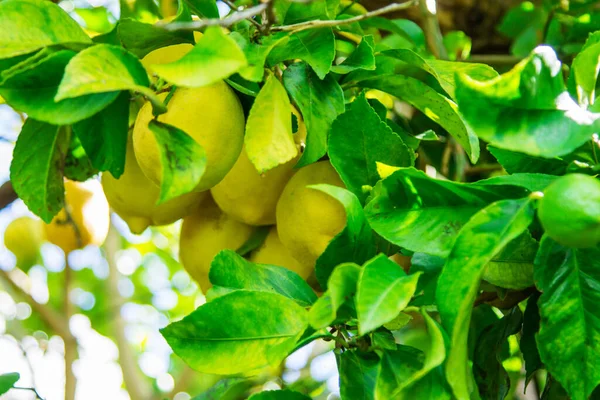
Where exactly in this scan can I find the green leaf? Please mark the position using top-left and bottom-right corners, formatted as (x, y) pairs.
(283, 62), (345, 167)
(63, 133), (98, 182)
(376, 311), (447, 398)
(488, 146), (568, 176)
(455, 46), (600, 158)
(365, 168), (530, 257)
(309, 263), (360, 329)
(338, 351), (379, 400)
(358, 74), (480, 163)
(117, 19), (193, 58)
(478, 173), (557, 193)
(473, 307), (523, 400)
(268, 28), (335, 79)
(312, 185), (377, 289)
(375, 346), (425, 400)
(192, 377), (256, 400)
(148, 120), (206, 203)
(0, 372), (20, 396)
(9, 120), (68, 223)
(410, 253), (445, 307)
(521, 293), (542, 387)
(356, 254), (421, 336)
(231, 32), (289, 83)
(248, 389), (311, 400)
(381, 49), (498, 100)
(534, 237), (600, 400)
(73, 91), (129, 178)
(570, 31), (600, 108)
(208, 250), (317, 307)
(331, 35), (376, 74)
(75, 7), (114, 34)
(0, 49), (119, 125)
(56, 44), (151, 101)
(152, 26), (247, 87)
(436, 198), (535, 400)
(185, 0), (219, 18)
(160, 291), (308, 375)
(328, 93), (414, 203)
(0, 0), (91, 59)
(482, 232), (538, 290)
(245, 74), (298, 173)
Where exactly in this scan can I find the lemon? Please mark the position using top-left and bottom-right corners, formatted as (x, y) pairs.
(44, 180), (110, 254)
(538, 173), (600, 248)
(4, 216), (45, 270)
(141, 44), (194, 80)
(102, 138), (207, 234)
(250, 226), (312, 279)
(133, 83), (245, 192)
(275, 161), (346, 269)
(210, 109), (306, 226)
(179, 196), (254, 292)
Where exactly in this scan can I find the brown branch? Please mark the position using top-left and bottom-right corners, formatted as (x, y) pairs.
(0, 181), (18, 210)
(271, 0), (418, 32)
(64, 260), (77, 400)
(161, 3), (268, 31)
(105, 224), (152, 400)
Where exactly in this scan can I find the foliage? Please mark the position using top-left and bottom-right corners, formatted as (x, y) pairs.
(2, 0), (600, 399)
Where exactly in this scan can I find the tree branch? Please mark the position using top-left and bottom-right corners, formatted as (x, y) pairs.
(271, 0), (419, 32)
(63, 259), (77, 400)
(418, 0), (447, 59)
(105, 224), (152, 400)
(0, 181), (18, 211)
(161, 3), (268, 31)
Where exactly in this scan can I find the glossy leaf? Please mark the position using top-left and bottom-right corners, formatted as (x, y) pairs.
(365, 168), (529, 257)
(455, 46), (600, 158)
(571, 31), (600, 108)
(56, 44), (152, 101)
(521, 293), (542, 387)
(231, 32), (289, 82)
(0, 49), (118, 125)
(63, 134), (98, 182)
(473, 307), (523, 400)
(338, 351), (379, 400)
(161, 291), (308, 375)
(192, 377), (256, 400)
(248, 389), (311, 400)
(148, 120), (206, 203)
(152, 26), (247, 87)
(268, 28), (335, 79)
(245, 74), (298, 173)
(488, 146), (567, 176)
(436, 198), (535, 400)
(328, 93), (414, 203)
(309, 263), (360, 329)
(313, 185), (377, 289)
(117, 19), (193, 58)
(73, 91), (129, 178)
(375, 346), (425, 400)
(208, 250), (317, 307)
(9, 120), (68, 223)
(0, 0), (91, 58)
(482, 231), (538, 290)
(283, 62), (345, 167)
(534, 237), (600, 400)
(0, 372), (20, 396)
(356, 254), (421, 335)
(185, 0), (219, 18)
(331, 35), (376, 74)
(358, 74), (480, 163)
(478, 173), (557, 193)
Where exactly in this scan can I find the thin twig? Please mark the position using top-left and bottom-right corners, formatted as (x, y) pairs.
(0, 181), (18, 211)
(161, 3), (268, 31)
(271, 0), (418, 32)
(63, 259), (77, 400)
(222, 0), (262, 29)
(418, 0), (447, 59)
(12, 386), (45, 400)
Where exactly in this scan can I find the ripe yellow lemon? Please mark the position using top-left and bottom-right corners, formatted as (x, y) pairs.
(4, 216), (45, 270)
(538, 173), (600, 248)
(44, 180), (110, 254)
(250, 226), (311, 279)
(133, 83), (245, 192)
(141, 43), (193, 80)
(179, 196), (254, 292)
(102, 138), (207, 234)
(276, 161), (346, 269)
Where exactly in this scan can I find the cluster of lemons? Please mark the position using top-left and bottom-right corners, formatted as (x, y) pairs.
(4, 44), (347, 293)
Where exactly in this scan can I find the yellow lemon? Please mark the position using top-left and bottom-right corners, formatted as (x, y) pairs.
(102, 138), (207, 234)
(141, 43), (194, 80)
(4, 216), (45, 270)
(179, 196), (254, 292)
(275, 161), (346, 269)
(250, 226), (311, 279)
(44, 180), (110, 255)
(133, 83), (245, 192)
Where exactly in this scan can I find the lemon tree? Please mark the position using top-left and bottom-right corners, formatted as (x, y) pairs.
(2, 0), (600, 399)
